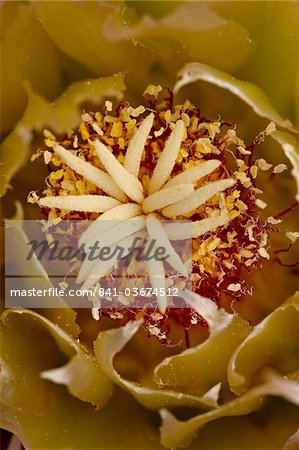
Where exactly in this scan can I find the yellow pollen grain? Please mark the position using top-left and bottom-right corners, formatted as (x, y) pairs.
(111, 121), (123, 138)
(165, 110), (172, 123)
(250, 165), (258, 178)
(196, 138), (220, 155)
(45, 139), (56, 148)
(190, 117), (199, 133)
(79, 123), (90, 140)
(43, 151), (52, 164)
(130, 106), (146, 118)
(207, 238), (221, 252)
(236, 199), (247, 211)
(154, 127), (165, 137)
(143, 84), (162, 98)
(75, 180), (86, 194)
(223, 260), (234, 269)
(257, 158), (273, 171)
(95, 112), (102, 123)
(105, 100), (113, 112)
(73, 135), (79, 148)
(43, 129), (56, 140)
(125, 119), (137, 132)
(234, 171), (251, 188)
(104, 115), (117, 124)
(181, 113), (191, 127)
(117, 138), (125, 150)
(117, 153), (125, 163)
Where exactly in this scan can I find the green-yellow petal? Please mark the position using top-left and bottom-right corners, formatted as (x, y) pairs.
(154, 310), (251, 396)
(0, 1), (62, 135)
(94, 320), (219, 410)
(2, 308), (113, 408)
(228, 292), (299, 395)
(113, 2), (255, 74)
(174, 62), (295, 131)
(160, 369), (299, 448)
(213, 1), (299, 123)
(3, 217), (79, 336)
(0, 74), (125, 196)
(0, 311), (163, 449)
(30, 1), (148, 76)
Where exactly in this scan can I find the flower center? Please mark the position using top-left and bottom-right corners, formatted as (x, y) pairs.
(28, 86), (282, 344)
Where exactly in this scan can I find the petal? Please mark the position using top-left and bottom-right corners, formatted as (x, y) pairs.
(1, 309), (113, 408)
(0, 312), (163, 449)
(228, 292), (299, 395)
(271, 131), (299, 201)
(0, 2), (62, 135)
(160, 370), (299, 448)
(31, 1), (147, 75)
(154, 291), (252, 396)
(0, 74), (125, 196)
(94, 321), (221, 410)
(174, 62), (296, 131)
(109, 2), (255, 73)
(4, 217), (79, 337)
(213, 1), (299, 122)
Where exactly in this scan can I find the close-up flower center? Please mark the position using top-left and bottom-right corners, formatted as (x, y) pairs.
(1, 2), (299, 449)
(28, 86), (285, 345)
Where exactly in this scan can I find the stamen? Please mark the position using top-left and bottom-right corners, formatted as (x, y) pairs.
(53, 145), (127, 202)
(93, 140), (144, 203)
(38, 195), (121, 212)
(142, 184), (194, 214)
(162, 179), (236, 217)
(123, 113), (154, 177)
(148, 120), (185, 194)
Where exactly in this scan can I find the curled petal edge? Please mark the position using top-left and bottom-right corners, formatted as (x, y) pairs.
(94, 320), (220, 410)
(0, 74), (125, 197)
(160, 369), (299, 449)
(1, 309), (113, 409)
(228, 292), (299, 395)
(174, 62), (299, 201)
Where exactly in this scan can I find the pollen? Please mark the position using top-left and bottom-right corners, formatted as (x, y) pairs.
(29, 86), (283, 344)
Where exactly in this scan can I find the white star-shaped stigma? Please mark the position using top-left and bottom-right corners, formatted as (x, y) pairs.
(38, 114), (235, 311)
